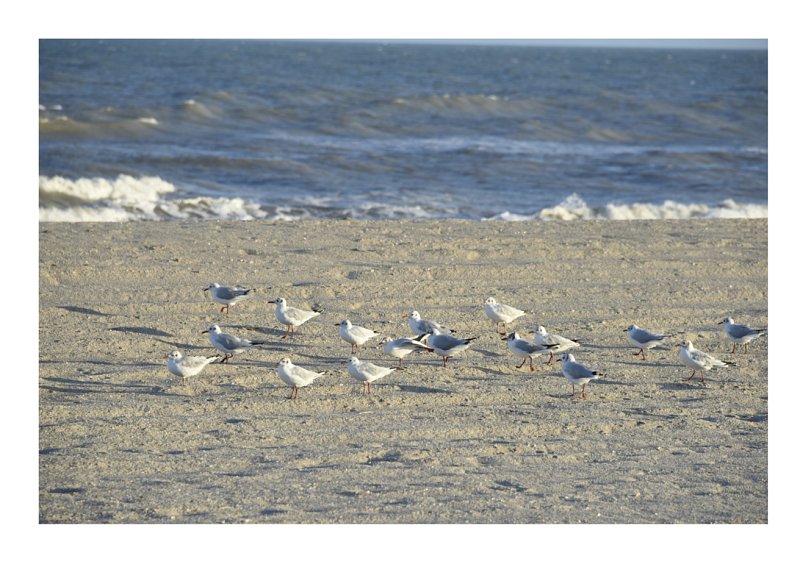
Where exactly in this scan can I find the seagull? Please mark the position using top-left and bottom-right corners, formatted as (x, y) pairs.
(342, 356), (395, 394)
(625, 324), (671, 360)
(163, 350), (220, 386)
(530, 325), (582, 365)
(204, 283), (255, 314)
(718, 317), (767, 354)
(675, 339), (735, 382)
(403, 310), (455, 339)
(378, 335), (433, 368)
(274, 357), (326, 399)
(483, 297), (526, 335)
(559, 353), (602, 399)
(501, 332), (559, 372)
(202, 325), (266, 364)
(427, 328), (478, 367)
(268, 297), (322, 338)
(336, 320), (380, 354)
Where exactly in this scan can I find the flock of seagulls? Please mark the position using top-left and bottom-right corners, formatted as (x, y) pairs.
(162, 286), (767, 399)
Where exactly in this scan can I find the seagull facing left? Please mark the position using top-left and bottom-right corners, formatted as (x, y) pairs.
(342, 356), (396, 394)
(675, 339), (735, 382)
(483, 297), (526, 335)
(559, 353), (602, 399)
(718, 317), (766, 354)
(269, 297), (323, 339)
(163, 350), (220, 386)
(202, 325), (266, 364)
(274, 357), (326, 399)
(204, 283), (255, 314)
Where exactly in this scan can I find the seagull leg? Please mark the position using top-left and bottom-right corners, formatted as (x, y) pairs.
(701, 371), (705, 383)
(367, 383), (372, 395)
(744, 345), (748, 355)
(682, 370), (696, 382)
(547, 352), (554, 365)
(290, 326), (295, 339)
(581, 384), (587, 399)
(731, 344), (737, 354)
(182, 377), (186, 386)
(572, 385), (576, 397)
(516, 358), (527, 369)
(529, 358), (536, 373)
(282, 327), (291, 339)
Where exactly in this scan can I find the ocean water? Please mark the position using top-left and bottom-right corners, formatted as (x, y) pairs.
(39, 40), (768, 222)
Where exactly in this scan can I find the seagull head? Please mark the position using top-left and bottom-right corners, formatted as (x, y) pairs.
(204, 283), (220, 292)
(718, 317), (733, 325)
(483, 297), (496, 305)
(268, 297), (286, 306)
(559, 353), (575, 363)
(202, 325), (221, 334)
(275, 357), (291, 367)
(676, 339), (692, 348)
(335, 320), (352, 328)
(501, 332), (520, 341)
(164, 350), (181, 359)
(342, 356), (359, 365)
(404, 311), (420, 320)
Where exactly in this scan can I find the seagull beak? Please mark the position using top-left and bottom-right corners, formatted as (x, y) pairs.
(274, 362), (280, 367)
(402, 315), (408, 318)
(203, 288), (209, 291)
(163, 355), (169, 359)
(674, 343), (681, 347)
(717, 321), (724, 325)
(268, 301), (275, 304)
(201, 330), (209, 334)
(341, 360), (348, 364)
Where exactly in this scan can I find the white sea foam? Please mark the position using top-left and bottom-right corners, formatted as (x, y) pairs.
(485, 193), (768, 221)
(138, 117), (158, 124)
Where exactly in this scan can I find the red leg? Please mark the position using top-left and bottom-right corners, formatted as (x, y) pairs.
(548, 352), (554, 365)
(529, 358), (536, 372)
(701, 371), (705, 383)
(581, 384), (586, 399)
(502, 322), (507, 335)
(571, 384), (575, 396)
(367, 383), (372, 395)
(290, 326), (295, 338)
(182, 377), (186, 386)
(516, 358), (526, 369)
(731, 344), (737, 354)
(682, 370), (695, 382)
(399, 359), (403, 369)
(744, 345), (748, 355)
(282, 327), (290, 339)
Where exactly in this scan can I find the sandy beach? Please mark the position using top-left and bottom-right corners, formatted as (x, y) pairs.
(38, 218), (768, 524)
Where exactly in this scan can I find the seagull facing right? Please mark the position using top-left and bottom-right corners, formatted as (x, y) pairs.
(559, 353), (602, 399)
(530, 325), (582, 365)
(204, 283), (255, 314)
(202, 325), (266, 364)
(625, 324), (671, 361)
(718, 317), (767, 354)
(163, 350), (221, 386)
(274, 357), (326, 399)
(483, 297), (526, 335)
(675, 339), (735, 382)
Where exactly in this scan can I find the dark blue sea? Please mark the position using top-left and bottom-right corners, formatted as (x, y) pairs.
(39, 39), (768, 222)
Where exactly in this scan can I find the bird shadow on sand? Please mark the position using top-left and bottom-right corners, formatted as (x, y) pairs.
(39, 376), (184, 397)
(109, 326), (174, 337)
(395, 384), (452, 394)
(58, 306), (111, 317)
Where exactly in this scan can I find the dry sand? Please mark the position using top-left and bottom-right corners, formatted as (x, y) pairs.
(38, 218), (768, 524)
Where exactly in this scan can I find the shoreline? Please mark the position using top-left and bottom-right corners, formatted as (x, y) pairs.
(39, 218), (768, 523)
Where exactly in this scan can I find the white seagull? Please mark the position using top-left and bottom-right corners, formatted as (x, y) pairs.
(336, 320), (380, 354)
(274, 357), (326, 399)
(559, 353), (602, 399)
(483, 297), (526, 335)
(342, 356), (396, 394)
(718, 317), (767, 354)
(403, 310), (455, 338)
(625, 324), (671, 360)
(202, 325), (266, 364)
(268, 297), (322, 338)
(163, 350), (220, 386)
(204, 283), (255, 314)
(675, 340), (735, 383)
(378, 335), (433, 368)
(427, 328), (478, 367)
(530, 325), (582, 365)
(501, 332), (559, 372)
